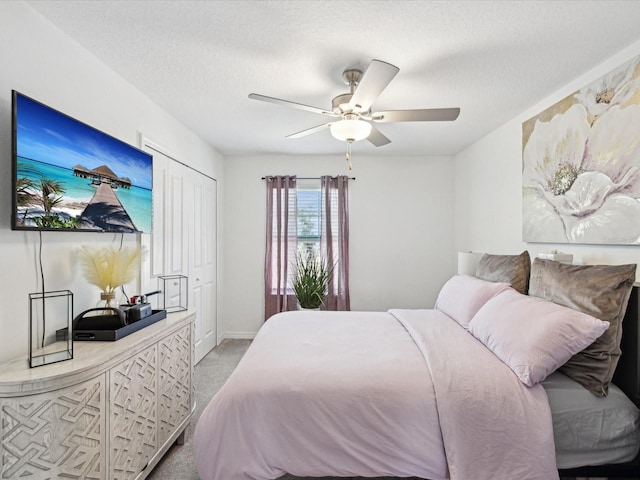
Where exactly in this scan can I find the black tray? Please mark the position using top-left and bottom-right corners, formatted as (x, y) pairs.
(72, 309), (167, 341)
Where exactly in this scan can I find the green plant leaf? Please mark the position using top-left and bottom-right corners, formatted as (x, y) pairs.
(292, 250), (335, 309)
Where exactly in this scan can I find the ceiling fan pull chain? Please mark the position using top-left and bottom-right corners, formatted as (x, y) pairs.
(346, 141), (353, 170)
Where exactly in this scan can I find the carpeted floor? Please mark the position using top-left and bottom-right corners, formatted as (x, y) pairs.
(148, 339), (584, 480)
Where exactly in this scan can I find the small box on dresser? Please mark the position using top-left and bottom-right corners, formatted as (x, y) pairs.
(158, 275), (188, 313)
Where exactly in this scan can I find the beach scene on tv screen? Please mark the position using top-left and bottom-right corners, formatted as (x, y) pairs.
(14, 93), (152, 233)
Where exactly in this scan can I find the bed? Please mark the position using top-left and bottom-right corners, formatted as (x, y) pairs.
(555, 281), (640, 478)
(194, 255), (640, 480)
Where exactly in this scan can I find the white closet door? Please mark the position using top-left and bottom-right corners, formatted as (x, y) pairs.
(186, 167), (217, 363)
(167, 161), (187, 277)
(141, 143), (217, 365)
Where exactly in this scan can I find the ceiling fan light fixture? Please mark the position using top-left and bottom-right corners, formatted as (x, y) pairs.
(249, 59), (460, 149)
(330, 118), (372, 142)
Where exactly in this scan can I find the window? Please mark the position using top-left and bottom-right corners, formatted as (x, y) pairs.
(296, 179), (321, 257)
(267, 178), (328, 259)
(265, 175), (350, 319)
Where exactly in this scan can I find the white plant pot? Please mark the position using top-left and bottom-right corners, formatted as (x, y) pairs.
(297, 304), (320, 311)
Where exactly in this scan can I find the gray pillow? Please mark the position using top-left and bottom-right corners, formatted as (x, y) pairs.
(475, 251), (531, 295)
(529, 258), (636, 396)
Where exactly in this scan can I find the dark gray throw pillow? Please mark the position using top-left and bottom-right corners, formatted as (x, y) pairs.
(529, 258), (636, 396)
(475, 251), (531, 295)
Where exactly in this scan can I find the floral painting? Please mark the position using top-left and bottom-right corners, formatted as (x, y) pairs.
(522, 55), (640, 244)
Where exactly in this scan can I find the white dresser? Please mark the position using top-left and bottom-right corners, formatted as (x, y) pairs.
(0, 310), (195, 480)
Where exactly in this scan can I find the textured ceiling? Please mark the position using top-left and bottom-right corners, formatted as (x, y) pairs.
(26, 0), (640, 157)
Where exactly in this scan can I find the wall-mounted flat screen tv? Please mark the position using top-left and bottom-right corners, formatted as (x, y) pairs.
(12, 90), (152, 233)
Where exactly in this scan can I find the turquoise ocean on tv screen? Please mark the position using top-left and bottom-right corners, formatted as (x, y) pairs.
(18, 156), (152, 233)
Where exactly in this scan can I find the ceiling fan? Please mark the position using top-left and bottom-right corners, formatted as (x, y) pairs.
(248, 59), (460, 150)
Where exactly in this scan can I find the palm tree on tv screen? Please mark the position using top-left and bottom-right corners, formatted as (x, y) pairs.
(17, 162), (78, 228)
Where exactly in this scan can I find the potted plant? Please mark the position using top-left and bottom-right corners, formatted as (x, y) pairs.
(292, 250), (334, 310)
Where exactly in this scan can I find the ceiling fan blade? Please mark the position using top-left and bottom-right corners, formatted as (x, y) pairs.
(286, 123), (332, 139)
(367, 124), (391, 147)
(249, 93), (337, 116)
(348, 60), (399, 112)
(371, 108), (460, 122)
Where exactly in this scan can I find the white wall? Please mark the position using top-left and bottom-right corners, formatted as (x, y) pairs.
(0, 2), (454, 359)
(0, 2), (223, 364)
(222, 154), (455, 338)
(454, 38), (640, 275)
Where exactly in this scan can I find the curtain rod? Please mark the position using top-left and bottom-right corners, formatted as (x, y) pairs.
(261, 176), (355, 180)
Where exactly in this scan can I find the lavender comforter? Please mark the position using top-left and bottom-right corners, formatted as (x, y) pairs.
(194, 309), (558, 480)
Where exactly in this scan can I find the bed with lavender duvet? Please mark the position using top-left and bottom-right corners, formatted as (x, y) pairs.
(194, 257), (640, 480)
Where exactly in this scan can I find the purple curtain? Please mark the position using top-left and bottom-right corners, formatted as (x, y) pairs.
(264, 176), (297, 320)
(321, 175), (350, 311)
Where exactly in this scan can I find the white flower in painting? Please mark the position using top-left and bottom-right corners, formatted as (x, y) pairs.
(523, 103), (640, 244)
(574, 57), (640, 118)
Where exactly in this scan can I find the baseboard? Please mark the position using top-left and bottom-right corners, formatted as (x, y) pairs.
(219, 331), (257, 341)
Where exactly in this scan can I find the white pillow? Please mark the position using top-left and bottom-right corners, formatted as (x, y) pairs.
(468, 288), (610, 387)
(434, 275), (510, 328)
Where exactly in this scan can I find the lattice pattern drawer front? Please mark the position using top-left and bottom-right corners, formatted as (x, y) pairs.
(109, 345), (157, 480)
(158, 325), (192, 446)
(192, 325), (196, 410)
(1, 376), (106, 480)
